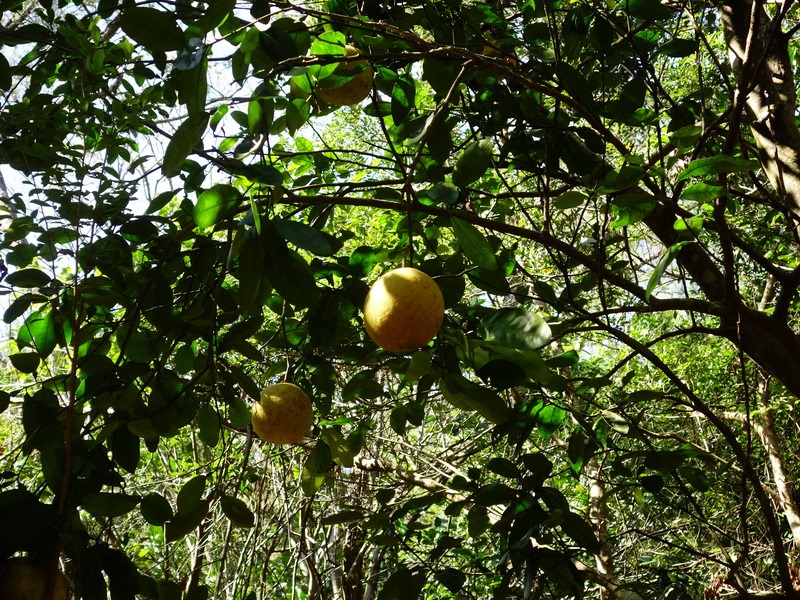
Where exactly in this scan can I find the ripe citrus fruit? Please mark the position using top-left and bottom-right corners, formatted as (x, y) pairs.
(315, 45), (373, 106)
(0, 557), (68, 600)
(363, 267), (445, 352)
(251, 382), (313, 444)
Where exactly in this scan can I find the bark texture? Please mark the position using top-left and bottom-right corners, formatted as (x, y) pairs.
(721, 0), (800, 228)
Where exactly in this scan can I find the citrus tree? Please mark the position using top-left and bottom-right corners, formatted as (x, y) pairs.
(1, 0), (800, 598)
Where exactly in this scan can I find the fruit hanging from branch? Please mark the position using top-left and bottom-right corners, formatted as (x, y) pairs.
(363, 267), (445, 353)
(251, 383), (314, 445)
(0, 556), (68, 600)
(315, 45), (374, 106)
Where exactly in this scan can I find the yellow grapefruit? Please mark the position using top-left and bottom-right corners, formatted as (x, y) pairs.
(251, 382), (313, 444)
(363, 267), (445, 352)
(0, 557), (68, 600)
(316, 45), (373, 106)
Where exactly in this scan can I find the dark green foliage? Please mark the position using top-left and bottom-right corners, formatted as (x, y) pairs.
(0, 0), (799, 598)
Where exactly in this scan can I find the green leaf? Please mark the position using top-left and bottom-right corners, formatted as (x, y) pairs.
(452, 139), (493, 187)
(379, 566), (425, 600)
(473, 482), (518, 506)
(220, 495), (255, 527)
(435, 568), (466, 593)
(140, 493), (174, 525)
(196, 403), (220, 448)
(274, 218), (334, 256)
(623, 0), (671, 20)
(669, 124), (703, 147)
(537, 404), (567, 435)
(644, 450), (686, 472)
(680, 466), (712, 492)
(111, 425), (141, 473)
(389, 406), (406, 435)
(9, 352), (40, 373)
(17, 306), (58, 358)
(659, 38), (699, 57)
(0, 489), (58, 557)
(120, 7), (185, 53)
(482, 308), (552, 350)
(405, 351), (432, 382)
(165, 499), (210, 542)
(560, 511), (600, 550)
(676, 155), (761, 183)
(196, 0), (235, 33)
(476, 358), (526, 389)
(260, 18), (311, 63)
(640, 474), (664, 493)
(236, 235), (269, 314)
(422, 58), (461, 96)
(301, 441), (331, 496)
(680, 182), (726, 202)
(645, 241), (688, 301)
(467, 505), (490, 538)
(80, 492), (140, 518)
(486, 457), (520, 479)
(440, 374), (510, 423)
(521, 453), (553, 486)
(177, 475), (207, 514)
(177, 52), (208, 113)
(4, 294), (34, 323)
(162, 112), (209, 177)
(264, 247), (320, 309)
(627, 389), (667, 402)
(241, 164), (284, 186)
(343, 370), (384, 401)
(674, 215), (704, 235)
(610, 193), (657, 227)
(194, 184), (242, 229)
(553, 190), (588, 210)
(451, 217), (497, 270)
(5, 268), (52, 288)
(567, 428), (588, 473)
(0, 52), (11, 91)
(310, 30), (346, 57)
(321, 428), (354, 468)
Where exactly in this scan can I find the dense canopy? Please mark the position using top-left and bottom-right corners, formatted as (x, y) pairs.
(1, 0), (800, 598)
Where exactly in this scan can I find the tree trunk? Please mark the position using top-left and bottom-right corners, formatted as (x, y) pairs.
(586, 456), (615, 599)
(721, 0), (800, 229)
(756, 369), (800, 551)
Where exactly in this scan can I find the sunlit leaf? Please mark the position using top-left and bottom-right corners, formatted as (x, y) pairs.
(162, 112), (209, 177)
(17, 306), (58, 358)
(645, 241), (688, 301)
(194, 184), (242, 229)
(452, 139), (493, 187)
(482, 307), (552, 350)
(676, 155), (761, 183)
(680, 182), (726, 202)
(301, 441), (331, 497)
(451, 217), (497, 270)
